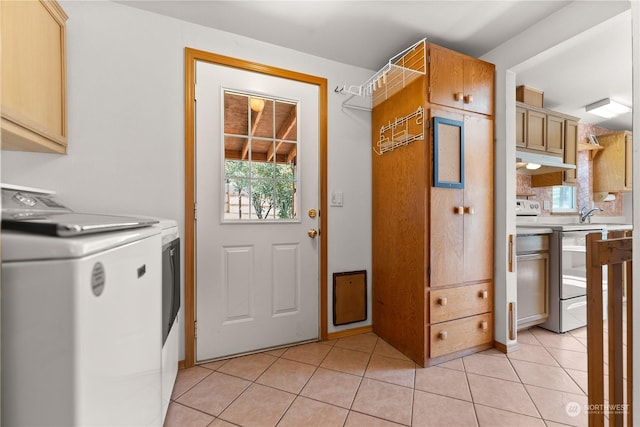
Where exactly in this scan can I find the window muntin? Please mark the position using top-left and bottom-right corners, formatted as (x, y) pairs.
(223, 91), (298, 221)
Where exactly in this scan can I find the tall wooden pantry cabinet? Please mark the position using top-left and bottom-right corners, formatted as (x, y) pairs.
(372, 41), (495, 367)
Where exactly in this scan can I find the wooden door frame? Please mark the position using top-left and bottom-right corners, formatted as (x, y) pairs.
(183, 47), (328, 368)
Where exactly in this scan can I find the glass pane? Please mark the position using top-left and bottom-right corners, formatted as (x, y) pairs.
(224, 92), (249, 136)
(252, 157), (275, 180)
(224, 135), (249, 163)
(251, 138), (273, 164)
(274, 180), (296, 219)
(249, 179), (275, 219)
(224, 177), (250, 220)
(251, 98), (273, 138)
(275, 101), (297, 141)
(225, 159), (249, 178)
(552, 186), (576, 211)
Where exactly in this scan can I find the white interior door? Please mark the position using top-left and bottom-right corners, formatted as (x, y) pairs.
(195, 60), (319, 362)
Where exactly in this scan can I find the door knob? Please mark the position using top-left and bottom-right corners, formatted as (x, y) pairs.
(308, 228), (318, 238)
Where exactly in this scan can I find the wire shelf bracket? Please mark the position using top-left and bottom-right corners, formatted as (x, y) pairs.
(374, 106), (425, 156)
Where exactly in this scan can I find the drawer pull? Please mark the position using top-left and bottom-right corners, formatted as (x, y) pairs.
(478, 290), (488, 299)
(454, 92), (463, 101)
(454, 206), (465, 215)
(464, 94), (474, 104)
(438, 331), (448, 340)
(464, 206), (475, 215)
(437, 297), (448, 306)
(480, 321), (488, 331)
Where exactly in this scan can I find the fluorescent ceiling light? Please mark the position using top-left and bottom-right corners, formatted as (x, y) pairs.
(585, 98), (631, 118)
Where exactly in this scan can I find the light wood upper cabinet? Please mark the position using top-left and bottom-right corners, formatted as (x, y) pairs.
(563, 120), (578, 184)
(526, 109), (546, 151)
(429, 44), (494, 116)
(1, 0), (68, 154)
(593, 131), (633, 193)
(546, 114), (565, 155)
(515, 106), (526, 148)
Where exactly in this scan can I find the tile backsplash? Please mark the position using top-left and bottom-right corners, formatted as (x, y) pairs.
(516, 123), (624, 217)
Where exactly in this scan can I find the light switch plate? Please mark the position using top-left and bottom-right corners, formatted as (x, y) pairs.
(331, 191), (343, 207)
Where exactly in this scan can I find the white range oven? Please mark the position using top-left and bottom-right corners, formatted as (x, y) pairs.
(516, 199), (631, 333)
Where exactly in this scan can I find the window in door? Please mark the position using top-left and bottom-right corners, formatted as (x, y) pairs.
(222, 91), (298, 221)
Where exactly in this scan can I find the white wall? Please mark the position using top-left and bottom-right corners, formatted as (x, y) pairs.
(1, 0), (373, 359)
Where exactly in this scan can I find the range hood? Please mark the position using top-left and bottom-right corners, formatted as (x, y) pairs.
(515, 150), (576, 175)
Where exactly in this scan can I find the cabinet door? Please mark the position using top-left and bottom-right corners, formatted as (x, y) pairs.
(463, 115), (493, 283)
(1, 0), (67, 153)
(515, 107), (526, 148)
(430, 114), (493, 287)
(463, 57), (494, 115)
(526, 110), (546, 151)
(428, 45), (464, 111)
(563, 120), (578, 184)
(546, 114), (564, 154)
(516, 253), (549, 329)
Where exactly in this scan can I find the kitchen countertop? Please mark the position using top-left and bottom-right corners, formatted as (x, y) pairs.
(517, 223), (632, 232)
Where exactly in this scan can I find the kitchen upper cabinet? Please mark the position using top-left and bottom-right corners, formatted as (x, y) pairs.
(372, 41), (494, 367)
(593, 131), (633, 193)
(429, 44), (494, 116)
(563, 120), (578, 184)
(517, 102), (572, 157)
(1, 0), (68, 154)
(515, 106), (526, 148)
(546, 114), (564, 155)
(526, 109), (546, 152)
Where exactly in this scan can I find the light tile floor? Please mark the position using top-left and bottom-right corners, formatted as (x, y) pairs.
(166, 326), (598, 427)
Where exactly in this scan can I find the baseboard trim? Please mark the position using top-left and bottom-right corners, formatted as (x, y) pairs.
(327, 325), (373, 341)
(494, 340), (520, 354)
(178, 360), (186, 370)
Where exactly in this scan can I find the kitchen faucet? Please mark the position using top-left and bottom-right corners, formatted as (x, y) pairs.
(579, 206), (603, 223)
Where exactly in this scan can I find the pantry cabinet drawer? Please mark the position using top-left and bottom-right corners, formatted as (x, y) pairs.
(430, 313), (492, 358)
(430, 282), (492, 324)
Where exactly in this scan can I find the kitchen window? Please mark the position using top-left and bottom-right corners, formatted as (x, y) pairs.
(222, 91), (298, 221)
(552, 185), (577, 212)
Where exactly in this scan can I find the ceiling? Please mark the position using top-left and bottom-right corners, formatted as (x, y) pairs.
(119, 0), (633, 130)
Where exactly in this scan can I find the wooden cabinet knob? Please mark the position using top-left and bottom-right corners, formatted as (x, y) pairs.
(437, 297), (448, 306)
(454, 92), (464, 101)
(464, 94), (473, 103)
(438, 331), (448, 340)
(464, 206), (475, 215)
(480, 321), (488, 331)
(478, 290), (488, 299)
(454, 206), (465, 215)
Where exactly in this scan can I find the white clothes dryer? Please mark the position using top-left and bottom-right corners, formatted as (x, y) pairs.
(1, 185), (163, 426)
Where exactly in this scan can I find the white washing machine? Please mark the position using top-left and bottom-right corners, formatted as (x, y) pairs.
(156, 219), (180, 424)
(1, 185), (163, 426)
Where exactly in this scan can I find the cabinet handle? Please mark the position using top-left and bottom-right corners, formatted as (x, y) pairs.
(478, 290), (488, 299)
(464, 206), (475, 215)
(454, 92), (463, 101)
(437, 297), (448, 306)
(454, 206), (465, 215)
(480, 321), (488, 331)
(438, 331), (448, 340)
(464, 94), (473, 104)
